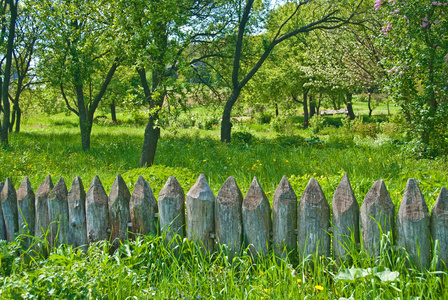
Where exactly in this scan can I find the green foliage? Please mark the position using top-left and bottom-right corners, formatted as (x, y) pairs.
(195, 115), (219, 130)
(231, 131), (256, 144)
(376, 1), (448, 155)
(270, 115), (295, 135)
(309, 115), (325, 134)
(255, 111), (272, 125)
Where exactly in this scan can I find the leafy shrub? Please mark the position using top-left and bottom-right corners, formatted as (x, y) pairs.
(309, 115), (325, 134)
(355, 123), (380, 139)
(232, 131), (255, 144)
(131, 111), (147, 126)
(273, 135), (305, 147)
(271, 116), (295, 135)
(327, 133), (355, 148)
(196, 115), (219, 130)
(255, 111), (272, 124)
(304, 134), (326, 148)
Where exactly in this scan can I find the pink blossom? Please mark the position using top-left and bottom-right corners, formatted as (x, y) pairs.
(374, 0), (383, 10)
(435, 19), (440, 24)
(382, 22), (392, 35)
(403, 15), (407, 19)
(444, 87), (447, 90)
(432, 1), (438, 4)
(423, 17), (428, 22)
(422, 22), (428, 28)
(404, 66), (408, 69)
(399, 71), (404, 74)
(401, 1), (406, 3)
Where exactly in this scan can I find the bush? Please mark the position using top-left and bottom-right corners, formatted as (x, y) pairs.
(232, 131), (255, 144)
(196, 115), (219, 130)
(271, 116), (295, 135)
(273, 135), (305, 147)
(255, 111), (272, 124)
(309, 115), (325, 134)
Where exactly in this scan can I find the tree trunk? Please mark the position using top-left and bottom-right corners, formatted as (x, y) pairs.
(111, 100), (117, 122)
(15, 106), (20, 132)
(139, 115), (160, 167)
(76, 83), (91, 151)
(303, 91), (309, 128)
(309, 95), (315, 118)
(345, 93), (355, 120)
(1, 1), (18, 146)
(368, 93), (372, 117)
(9, 110), (15, 132)
(137, 66), (165, 167)
(221, 88), (241, 143)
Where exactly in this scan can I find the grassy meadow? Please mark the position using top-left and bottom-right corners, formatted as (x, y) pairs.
(0, 102), (448, 299)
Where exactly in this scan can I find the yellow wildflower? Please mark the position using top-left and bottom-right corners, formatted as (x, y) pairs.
(315, 285), (324, 291)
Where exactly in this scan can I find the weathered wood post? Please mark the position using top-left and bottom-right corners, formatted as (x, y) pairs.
(0, 182), (5, 240)
(273, 175), (297, 256)
(397, 178), (431, 270)
(108, 174), (131, 249)
(430, 187), (448, 271)
(17, 177), (35, 246)
(35, 175), (53, 240)
(360, 179), (395, 258)
(130, 175), (158, 236)
(242, 177), (271, 256)
(186, 174), (215, 253)
(298, 178), (330, 260)
(215, 176), (243, 259)
(67, 176), (88, 250)
(332, 173), (359, 265)
(1, 177), (18, 242)
(49, 177), (69, 247)
(85, 175), (110, 243)
(158, 176), (185, 245)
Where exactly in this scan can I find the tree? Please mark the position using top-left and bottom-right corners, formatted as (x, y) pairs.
(0, 0), (18, 146)
(375, 0), (448, 154)
(114, 0), (231, 167)
(9, 3), (38, 132)
(32, 0), (120, 150)
(209, 0), (363, 143)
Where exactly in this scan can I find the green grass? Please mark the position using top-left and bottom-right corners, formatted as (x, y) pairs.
(0, 105), (447, 299)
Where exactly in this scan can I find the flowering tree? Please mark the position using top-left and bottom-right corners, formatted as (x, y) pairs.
(375, 0), (448, 155)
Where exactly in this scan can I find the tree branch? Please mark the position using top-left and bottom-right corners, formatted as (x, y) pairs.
(60, 83), (79, 116)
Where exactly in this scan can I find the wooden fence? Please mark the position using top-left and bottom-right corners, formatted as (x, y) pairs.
(0, 173), (447, 271)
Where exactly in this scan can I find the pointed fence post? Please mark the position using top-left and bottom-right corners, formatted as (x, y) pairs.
(85, 176), (110, 243)
(49, 177), (69, 247)
(108, 174), (131, 248)
(130, 175), (158, 236)
(332, 173), (359, 265)
(242, 177), (271, 256)
(1, 177), (18, 242)
(298, 178), (330, 260)
(158, 176), (185, 245)
(186, 174), (215, 253)
(273, 176), (297, 256)
(431, 187), (448, 271)
(35, 175), (53, 240)
(17, 177), (35, 247)
(0, 182), (5, 240)
(67, 176), (88, 250)
(360, 179), (395, 258)
(215, 176), (243, 258)
(397, 178), (431, 271)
